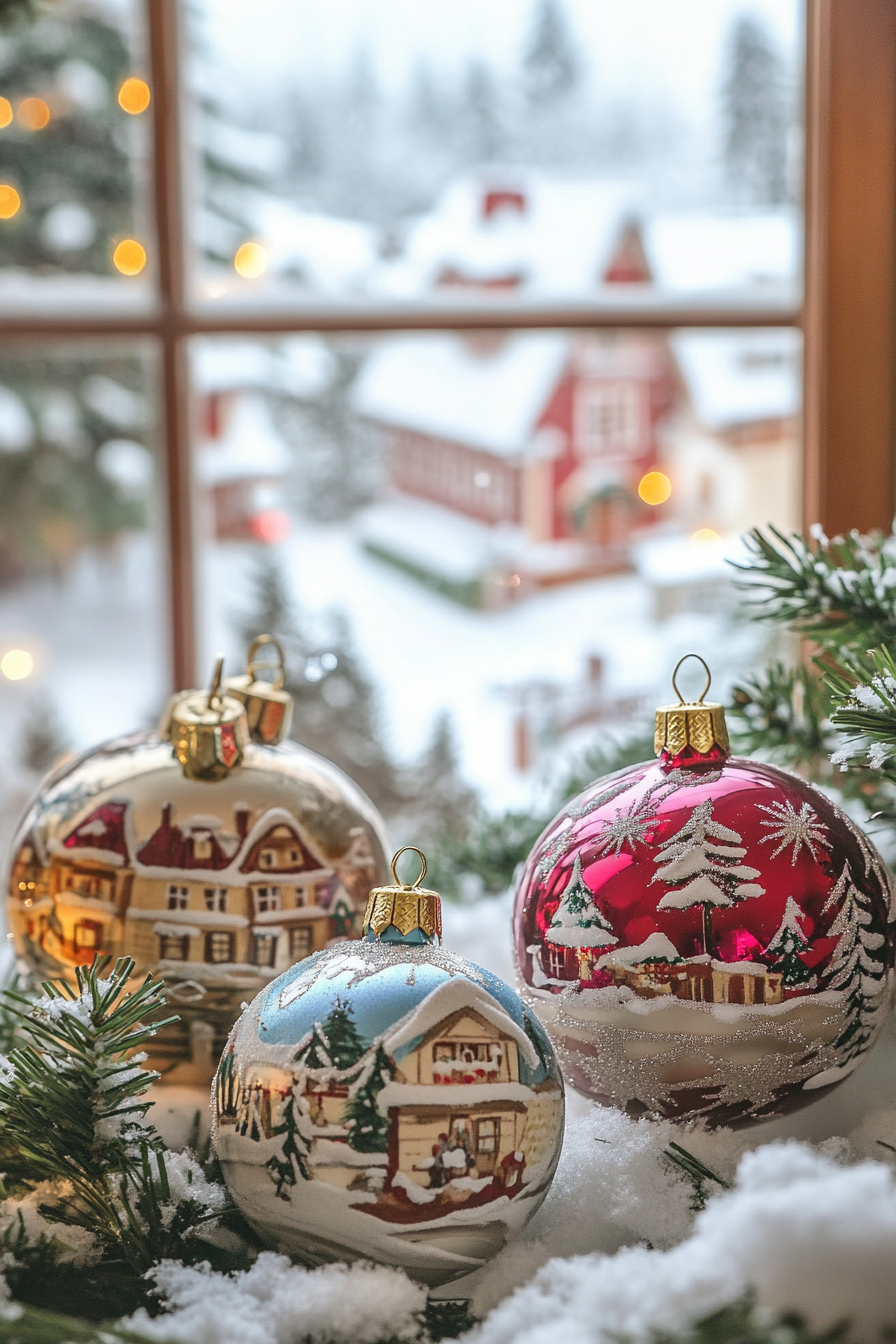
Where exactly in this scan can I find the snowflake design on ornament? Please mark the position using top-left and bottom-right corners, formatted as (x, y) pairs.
(757, 799), (829, 864)
(593, 796), (659, 858)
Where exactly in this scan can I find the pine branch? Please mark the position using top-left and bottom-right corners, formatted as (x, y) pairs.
(663, 1142), (730, 1212)
(733, 525), (896, 653)
(825, 646), (896, 786)
(0, 957), (234, 1279)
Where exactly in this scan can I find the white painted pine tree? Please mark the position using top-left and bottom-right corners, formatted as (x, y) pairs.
(765, 895), (817, 990)
(651, 799), (765, 955)
(546, 855), (617, 952)
(824, 863), (887, 1061)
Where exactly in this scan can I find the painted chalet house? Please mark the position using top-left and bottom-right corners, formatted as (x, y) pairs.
(11, 798), (367, 976)
(217, 977), (562, 1211)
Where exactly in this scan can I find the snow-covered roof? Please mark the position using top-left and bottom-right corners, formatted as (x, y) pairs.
(671, 329), (801, 431)
(601, 932), (683, 967)
(631, 531), (749, 586)
(643, 210), (799, 293)
(375, 170), (639, 298)
(197, 392), (292, 485)
(353, 332), (571, 457)
(252, 195), (379, 294)
(192, 336), (334, 398)
(383, 975), (539, 1069)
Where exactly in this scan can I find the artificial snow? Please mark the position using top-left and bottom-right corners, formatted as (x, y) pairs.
(126, 1253), (427, 1344)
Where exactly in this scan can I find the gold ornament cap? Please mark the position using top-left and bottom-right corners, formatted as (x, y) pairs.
(363, 846), (442, 942)
(654, 653), (730, 760)
(224, 634), (294, 746)
(165, 656), (250, 781)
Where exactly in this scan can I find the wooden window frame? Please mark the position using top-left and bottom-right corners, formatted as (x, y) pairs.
(0, 0), (893, 690)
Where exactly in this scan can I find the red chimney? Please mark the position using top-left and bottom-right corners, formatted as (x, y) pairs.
(483, 188), (526, 220)
(234, 805), (250, 841)
(161, 802), (173, 828)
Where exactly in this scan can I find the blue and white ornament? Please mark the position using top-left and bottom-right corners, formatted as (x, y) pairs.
(213, 847), (564, 1285)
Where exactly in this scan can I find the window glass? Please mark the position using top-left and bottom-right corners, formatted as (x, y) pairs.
(0, 1), (154, 311)
(0, 341), (166, 860)
(194, 328), (801, 877)
(186, 0), (802, 308)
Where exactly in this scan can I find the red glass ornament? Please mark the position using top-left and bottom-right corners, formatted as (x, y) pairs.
(513, 754), (896, 1126)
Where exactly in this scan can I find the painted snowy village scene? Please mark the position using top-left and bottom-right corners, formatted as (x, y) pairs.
(514, 758), (896, 1125)
(214, 949), (563, 1284)
(5, 731), (390, 1079)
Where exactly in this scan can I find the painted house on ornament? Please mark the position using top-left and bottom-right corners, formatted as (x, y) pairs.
(11, 798), (369, 976)
(216, 977), (562, 1210)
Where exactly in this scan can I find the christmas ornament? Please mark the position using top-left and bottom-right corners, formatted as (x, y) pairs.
(213, 846), (564, 1286)
(513, 654), (896, 1126)
(5, 635), (391, 1083)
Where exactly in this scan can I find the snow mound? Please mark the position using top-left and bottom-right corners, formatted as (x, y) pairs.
(126, 1253), (426, 1344)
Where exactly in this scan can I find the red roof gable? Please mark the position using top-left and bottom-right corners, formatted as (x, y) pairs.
(136, 802), (232, 871)
(63, 802), (130, 861)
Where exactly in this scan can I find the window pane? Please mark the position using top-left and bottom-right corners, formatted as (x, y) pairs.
(193, 327), (800, 843)
(0, 1), (154, 312)
(186, 0), (802, 308)
(0, 342), (167, 858)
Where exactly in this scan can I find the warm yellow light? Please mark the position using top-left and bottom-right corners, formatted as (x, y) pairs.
(1, 648), (34, 680)
(112, 238), (147, 275)
(118, 76), (151, 115)
(0, 98), (12, 129)
(17, 97), (50, 131)
(0, 184), (20, 219)
(691, 527), (722, 545)
(637, 470), (672, 506)
(234, 241), (268, 278)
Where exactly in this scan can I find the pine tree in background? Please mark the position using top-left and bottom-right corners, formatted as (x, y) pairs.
(764, 896), (816, 990)
(721, 14), (791, 205)
(0, 5), (134, 273)
(522, 0), (580, 107)
(295, 1021), (331, 1070)
(235, 553), (405, 813)
(18, 693), (71, 774)
(343, 1042), (395, 1153)
(459, 60), (506, 163)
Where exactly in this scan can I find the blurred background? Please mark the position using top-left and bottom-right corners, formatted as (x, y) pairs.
(0, 0), (803, 910)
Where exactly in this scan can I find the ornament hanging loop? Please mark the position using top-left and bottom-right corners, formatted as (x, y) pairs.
(207, 654), (226, 712)
(246, 634), (286, 691)
(671, 653), (712, 706)
(391, 845), (427, 889)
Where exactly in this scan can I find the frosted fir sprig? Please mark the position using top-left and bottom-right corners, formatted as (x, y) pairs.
(826, 647), (896, 777)
(733, 524), (896, 653)
(0, 957), (234, 1282)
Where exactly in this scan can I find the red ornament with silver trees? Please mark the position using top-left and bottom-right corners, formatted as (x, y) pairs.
(512, 655), (896, 1126)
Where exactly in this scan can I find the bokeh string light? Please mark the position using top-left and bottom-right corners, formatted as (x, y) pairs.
(118, 77), (150, 114)
(0, 185), (20, 219)
(637, 470), (672, 505)
(1, 649), (34, 681)
(17, 97), (50, 130)
(112, 239), (147, 275)
(233, 241), (268, 278)
(0, 97), (12, 128)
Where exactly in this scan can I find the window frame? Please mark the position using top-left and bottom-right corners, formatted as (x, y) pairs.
(0, 0), (892, 690)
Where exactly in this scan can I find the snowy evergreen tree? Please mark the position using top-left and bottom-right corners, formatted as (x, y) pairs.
(721, 14), (791, 204)
(402, 712), (479, 844)
(275, 346), (384, 523)
(459, 60), (506, 162)
(764, 895), (816, 990)
(342, 1042), (396, 1153)
(652, 799), (765, 956)
(18, 694), (71, 774)
(294, 1022), (330, 1070)
(522, 0), (580, 107)
(265, 1085), (312, 1198)
(319, 999), (366, 1072)
(824, 864), (887, 1061)
(546, 855), (616, 949)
